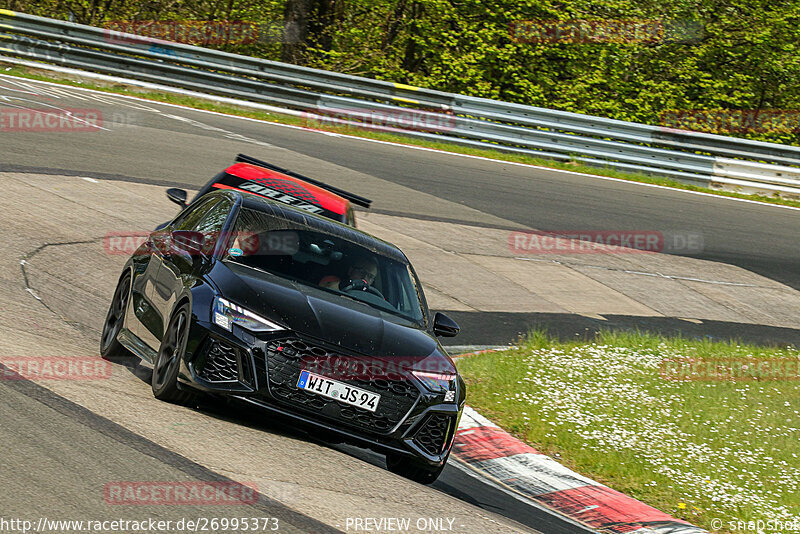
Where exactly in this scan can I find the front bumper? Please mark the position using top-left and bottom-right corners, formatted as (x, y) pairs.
(180, 319), (462, 465)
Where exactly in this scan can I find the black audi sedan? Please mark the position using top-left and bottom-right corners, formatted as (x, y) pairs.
(101, 189), (464, 483)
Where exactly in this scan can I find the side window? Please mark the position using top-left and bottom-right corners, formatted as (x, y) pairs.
(172, 198), (217, 231)
(171, 197), (232, 256)
(191, 198), (233, 253)
(194, 198), (233, 234)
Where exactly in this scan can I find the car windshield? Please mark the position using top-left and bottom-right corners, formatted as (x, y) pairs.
(222, 206), (426, 323)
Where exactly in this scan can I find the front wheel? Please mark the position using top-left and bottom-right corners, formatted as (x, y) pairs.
(386, 453), (447, 484)
(152, 304), (194, 405)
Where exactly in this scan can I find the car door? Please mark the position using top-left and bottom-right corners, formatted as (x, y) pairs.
(136, 197), (219, 350)
(127, 249), (163, 351)
(150, 196), (234, 344)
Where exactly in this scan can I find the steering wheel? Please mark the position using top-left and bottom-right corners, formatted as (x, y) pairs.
(340, 278), (386, 299)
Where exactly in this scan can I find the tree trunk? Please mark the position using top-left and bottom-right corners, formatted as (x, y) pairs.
(282, 0), (313, 63)
(402, 1), (424, 73)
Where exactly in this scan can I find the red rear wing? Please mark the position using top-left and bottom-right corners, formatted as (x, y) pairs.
(223, 163), (351, 216)
(191, 155), (370, 226)
(234, 154), (371, 208)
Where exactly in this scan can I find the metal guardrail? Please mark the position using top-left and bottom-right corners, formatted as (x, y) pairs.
(1, 9), (800, 198)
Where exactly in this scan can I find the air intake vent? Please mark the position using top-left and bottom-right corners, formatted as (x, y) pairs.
(198, 340), (239, 382)
(413, 414), (454, 456)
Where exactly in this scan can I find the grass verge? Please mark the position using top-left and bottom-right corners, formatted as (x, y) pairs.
(1, 62), (799, 210)
(455, 330), (800, 533)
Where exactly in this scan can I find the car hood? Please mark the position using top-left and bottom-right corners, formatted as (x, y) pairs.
(210, 261), (454, 370)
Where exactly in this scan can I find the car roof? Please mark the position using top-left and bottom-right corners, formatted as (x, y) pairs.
(231, 191), (409, 264)
(225, 162), (350, 215)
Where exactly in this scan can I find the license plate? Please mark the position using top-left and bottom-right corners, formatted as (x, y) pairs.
(296, 370), (381, 412)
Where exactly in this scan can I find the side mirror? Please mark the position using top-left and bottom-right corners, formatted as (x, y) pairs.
(433, 312), (460, 338)
(166, 188), (188, 208)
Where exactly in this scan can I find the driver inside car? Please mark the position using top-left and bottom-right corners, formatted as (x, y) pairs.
(319, 256), (378, 291)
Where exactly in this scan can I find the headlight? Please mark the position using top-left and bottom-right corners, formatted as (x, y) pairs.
(412, 370), (456, 394)
(212, 297), (284, 333)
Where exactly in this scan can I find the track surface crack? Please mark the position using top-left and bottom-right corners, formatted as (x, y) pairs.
(20, 237), (104, 334)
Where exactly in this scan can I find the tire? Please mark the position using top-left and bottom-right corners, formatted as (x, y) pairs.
(152, 303), (195, 405)
(100, 272), (132, 359)
(386, 453), (447, 484)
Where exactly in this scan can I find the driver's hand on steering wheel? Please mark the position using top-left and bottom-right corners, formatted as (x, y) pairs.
(339, 277), (387, 301)
(339, 278), (369, 291)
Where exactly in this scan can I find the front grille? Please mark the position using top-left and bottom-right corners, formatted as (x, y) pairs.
(197, 340), (239, 382)
(264, 338), (419, 434)
(413, 414), (454, 456)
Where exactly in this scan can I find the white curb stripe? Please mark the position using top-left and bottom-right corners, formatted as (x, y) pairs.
(458, 405), (500, 430)
(452, 405), (709, 533)
(472, 453), (599, 495)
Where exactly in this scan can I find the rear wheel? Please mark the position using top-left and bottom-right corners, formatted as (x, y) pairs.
(152, 304), (194, 405)
(100, 272), (132, 359)
(386, 453), (447, 484)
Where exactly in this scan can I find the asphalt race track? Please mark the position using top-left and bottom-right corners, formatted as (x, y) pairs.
(2, 171), (564, 533)
(1, 73), (798, 346)
(0, 73), (797, 533)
